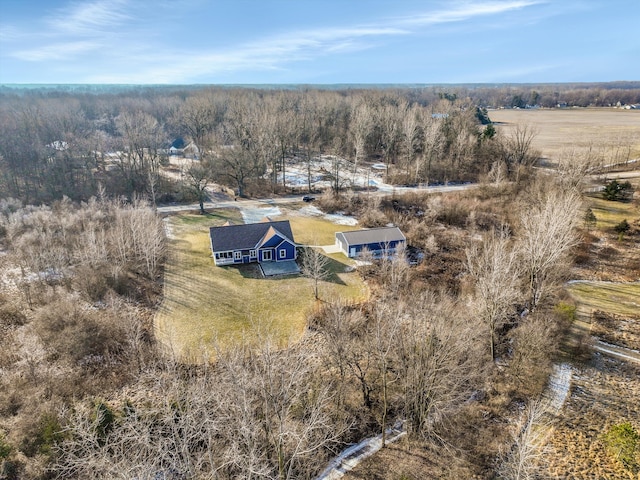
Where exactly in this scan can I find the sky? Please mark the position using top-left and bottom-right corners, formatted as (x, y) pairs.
(0, 0), (638, 85)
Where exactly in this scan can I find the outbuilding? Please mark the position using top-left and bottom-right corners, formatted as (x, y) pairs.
(335, 226), (406, 259)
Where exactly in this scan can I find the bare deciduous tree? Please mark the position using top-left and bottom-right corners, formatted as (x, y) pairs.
(516, 186), (581, 311)
(300, 246), (330, 301)
(502, 124), (539, 182)
(497, 400), (553, 480)
(398, 294), (485, 440)
(183, 158), (214, 214)
(370, 300), (402, 447)
(349, 100), (373, 185)
(466, 228), (521, 362)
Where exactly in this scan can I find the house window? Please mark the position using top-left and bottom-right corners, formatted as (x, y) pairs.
(249, 249), (256, 258)
(216, 252), (233, 260)
(262, 250), (272, 261)
(234, 251), (242, 261)
(279, 249), (287, 259)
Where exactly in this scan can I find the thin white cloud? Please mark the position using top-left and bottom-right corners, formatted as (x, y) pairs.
(106, 25), (410, 83)
(149, 2), (544, 83)
(5, 0), (134, 63)
(399, 1), (545, 26)
(0, 25), (24, 41)
(3, 0), (547, 83)
(15, 41), (101, 61)
(50, 0), (132, 34)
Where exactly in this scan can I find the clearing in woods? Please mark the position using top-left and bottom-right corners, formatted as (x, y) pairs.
(154, 208), (367, 362)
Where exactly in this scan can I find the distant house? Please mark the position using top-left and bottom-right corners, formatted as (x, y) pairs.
(168, 137), (186, 155)
(335, 226), (406, 259)
(167, 138), (200, 159)
(209, 220), (297, 266)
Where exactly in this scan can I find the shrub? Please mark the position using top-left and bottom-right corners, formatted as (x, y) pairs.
(20, 413), (65, 457)
(92, 401), (116, 443)
(614, 219), (631, 239)
(554, 301), (577, 324)
(74, 265), (110, 302)
(359, 207), (388, 228)
(436, 198), (470, 227)
(1, 458), (23, 480)
(602, 180), (634, 202)
(34, 299), (128, 364)
(602, 422), (640, 470)
(0, 432), (11, 459)
(0, 303), (27, 327)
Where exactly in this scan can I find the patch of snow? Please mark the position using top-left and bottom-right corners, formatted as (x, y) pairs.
(316, 421), (406, 480)
(299, 205), (324, 217)
(543, 363), (572, 414)
(354, 260), (372, 267)
(163, 217), (175, 239)
(241, 206), (282, 224)
(594, 340), (640, 363)
(297, 204), (358, 226)
(324, 213), (358, 226)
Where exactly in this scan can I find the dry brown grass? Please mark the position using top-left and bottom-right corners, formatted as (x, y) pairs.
(341, 437), (479, 480)
(490, 108), (640, 161)
(544, 358), (640, 479)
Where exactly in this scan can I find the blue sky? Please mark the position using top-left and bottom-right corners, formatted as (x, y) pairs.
(0, 0), (638, 84)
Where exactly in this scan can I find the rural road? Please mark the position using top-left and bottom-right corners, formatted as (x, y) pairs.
(156, 182), (477, 214)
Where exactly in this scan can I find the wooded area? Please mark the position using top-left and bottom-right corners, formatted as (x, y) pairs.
(2, 83), (639, 205)
(1, 83), (638, 479)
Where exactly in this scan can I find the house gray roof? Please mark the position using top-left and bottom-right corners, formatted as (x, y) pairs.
(336, 226), (405, 246)
(210, 220), (295, 252)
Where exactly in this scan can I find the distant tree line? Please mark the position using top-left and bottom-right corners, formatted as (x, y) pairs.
(7, 82), (633, 204)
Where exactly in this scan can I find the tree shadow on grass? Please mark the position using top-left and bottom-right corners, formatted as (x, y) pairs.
(222, 263), (264, 279)
(221, 254), (352, 285)
(320, 254), (351, 286)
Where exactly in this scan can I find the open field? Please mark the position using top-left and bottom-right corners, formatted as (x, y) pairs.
(154, 210), (368, 361)
(489, 108), (640, 161)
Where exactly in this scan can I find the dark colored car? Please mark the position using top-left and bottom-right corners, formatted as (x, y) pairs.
(302, 195), (316, 202)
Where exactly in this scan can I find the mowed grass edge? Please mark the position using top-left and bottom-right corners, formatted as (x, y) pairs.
(567, 282), (640, 319)
(155, 210), (368, 361)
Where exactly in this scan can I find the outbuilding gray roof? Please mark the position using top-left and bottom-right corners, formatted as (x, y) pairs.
(210, 220), (295, 252)
(336, 226), (405, 246)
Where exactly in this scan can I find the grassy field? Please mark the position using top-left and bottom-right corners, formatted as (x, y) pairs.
(567, 281), (640, 319)
(489, 108), (640, 161)
(585, 194), (640, 230)
(154, 209), (368, 361)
